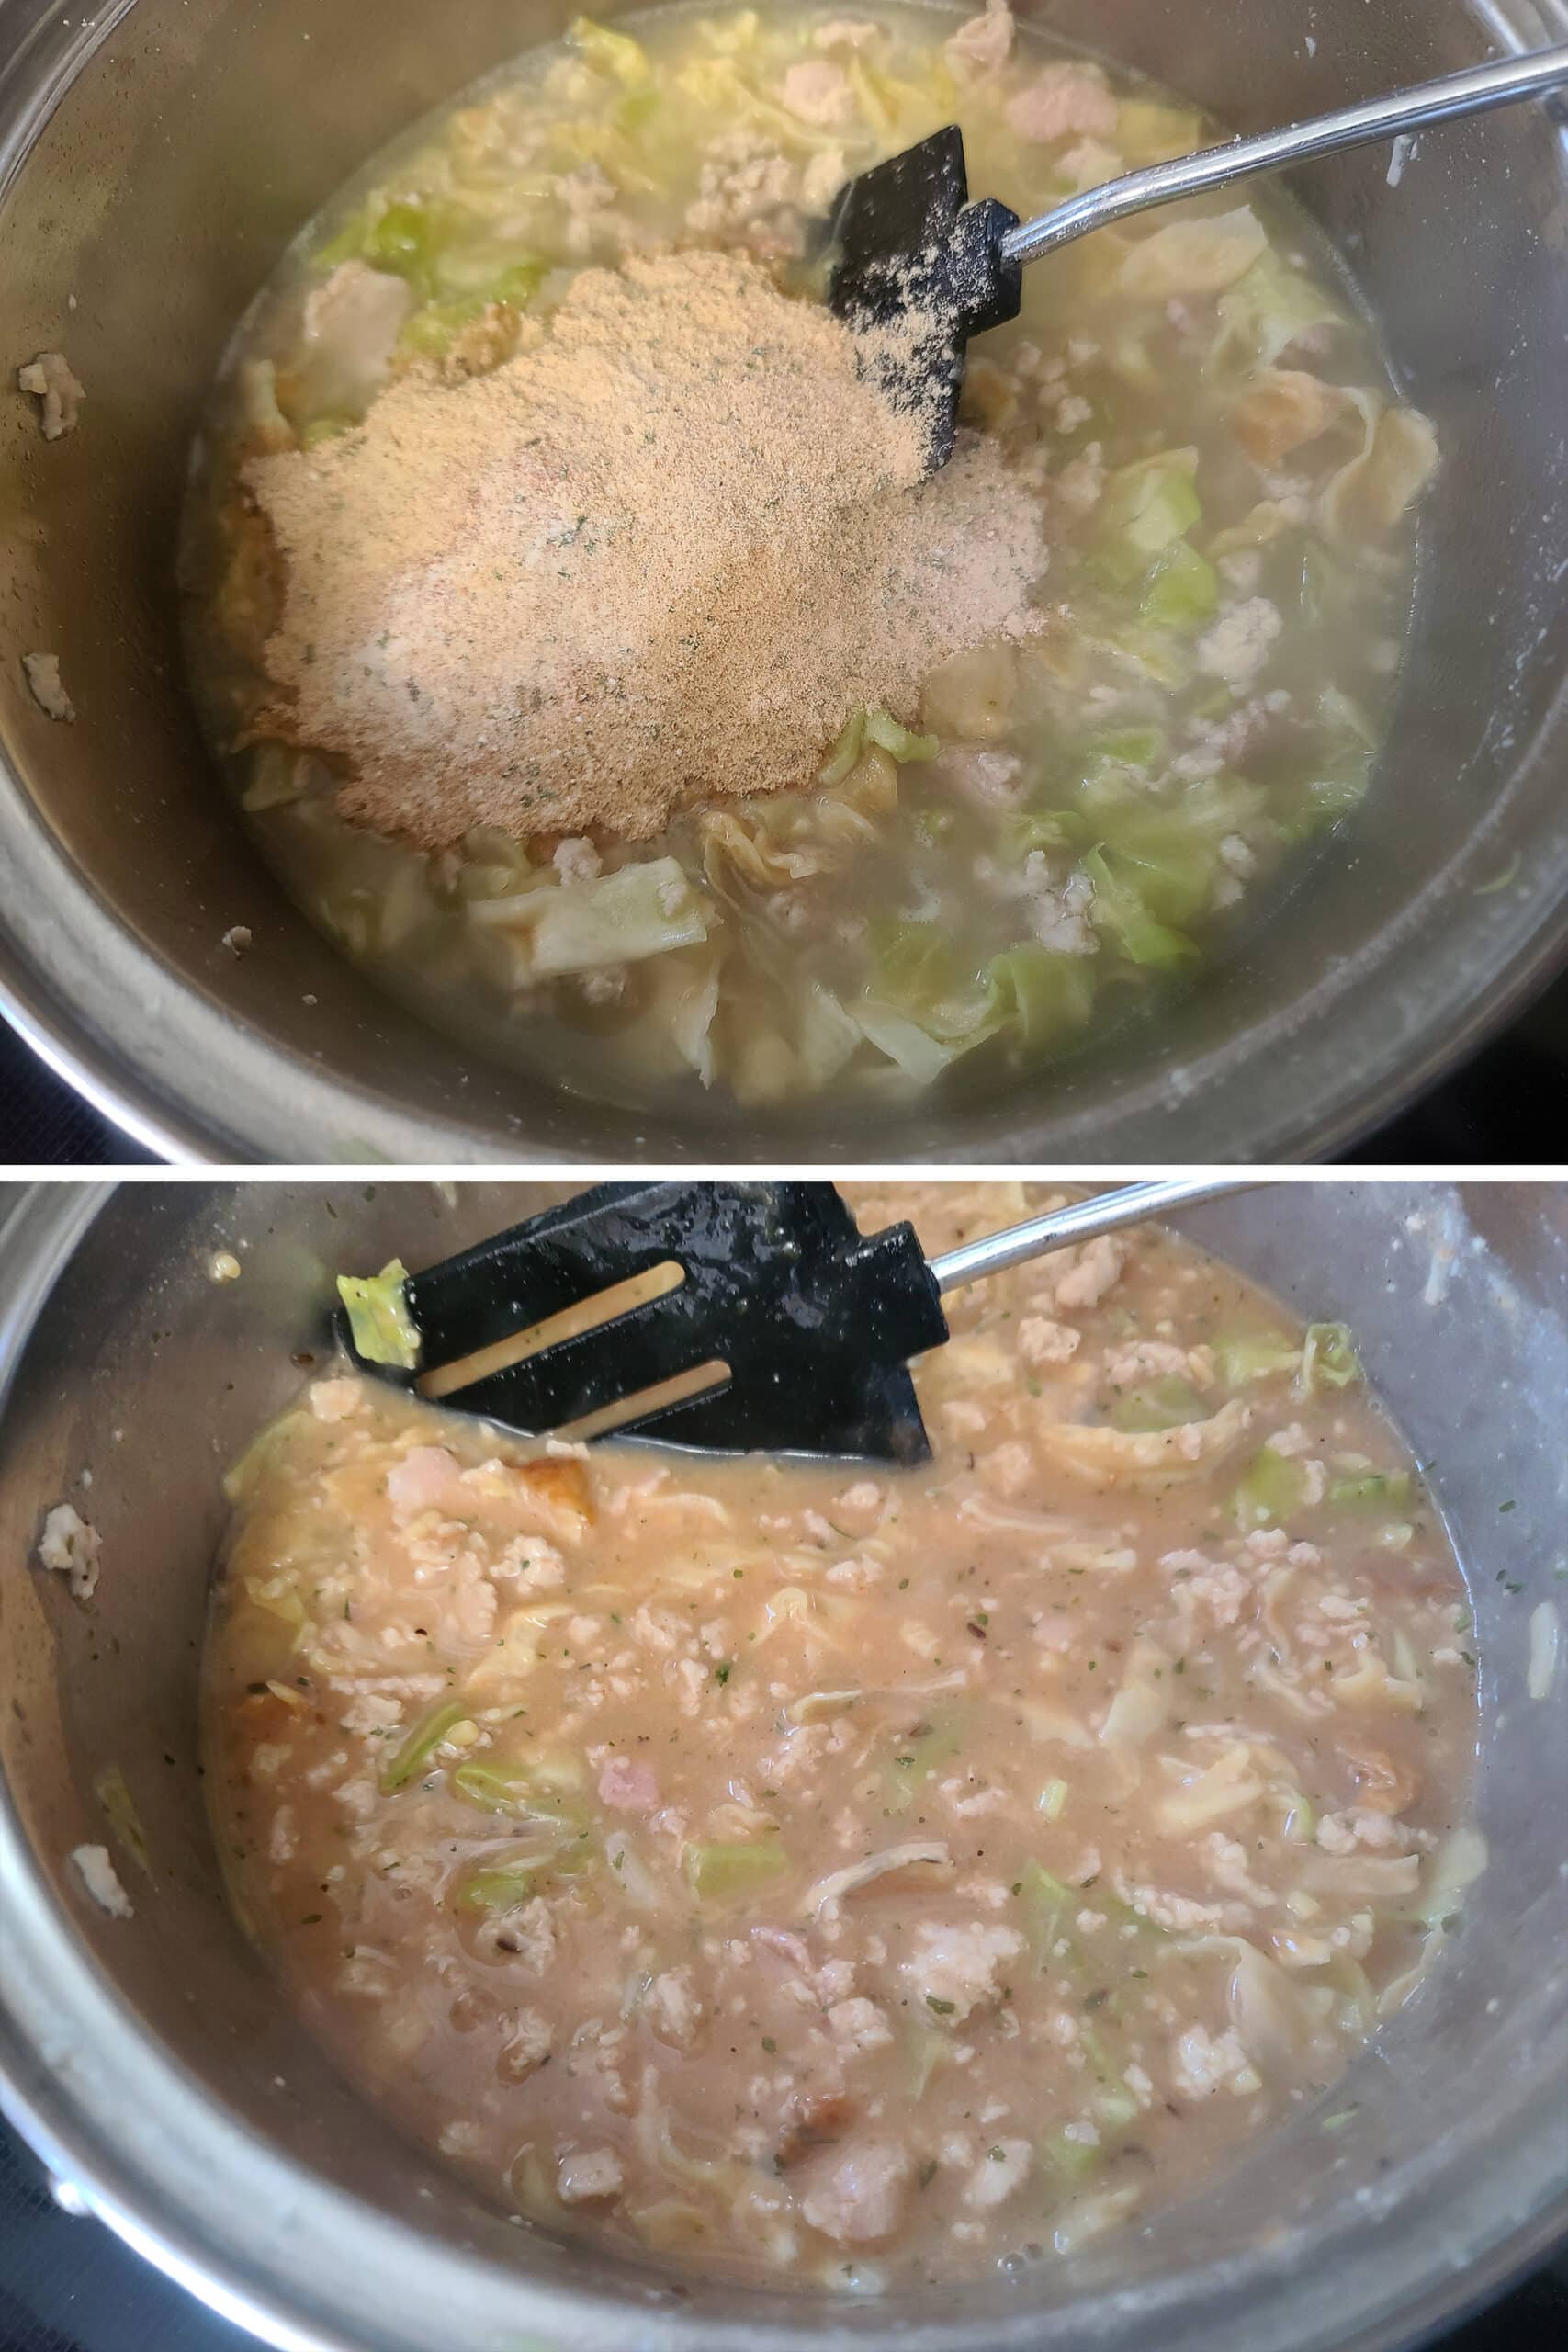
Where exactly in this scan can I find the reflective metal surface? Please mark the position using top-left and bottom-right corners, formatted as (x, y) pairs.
(1000, 42), (1568, 265)
(0, 0), (1565, 1161)
(0, 1181), (1564, 2352)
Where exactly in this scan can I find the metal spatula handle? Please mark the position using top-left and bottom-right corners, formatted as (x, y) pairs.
(928, 1176), (1260, 1295)
(1000, 46), (1568, 270)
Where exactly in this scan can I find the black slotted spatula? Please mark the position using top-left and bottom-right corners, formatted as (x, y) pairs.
(826, 48), (1568, 471)
(335, 1178), (1251, 1464)
(825, 124), (1022, 472)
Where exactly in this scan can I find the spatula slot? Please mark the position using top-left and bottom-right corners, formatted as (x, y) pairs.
(555, 1358), (732, 1444)
(419, 1260), (685, 1402)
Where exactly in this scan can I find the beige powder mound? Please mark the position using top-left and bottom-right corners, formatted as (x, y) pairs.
(248, 249), (1048, 851)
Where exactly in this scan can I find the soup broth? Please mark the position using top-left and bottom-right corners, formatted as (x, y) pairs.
(181, 6), (1435, 1115)
(204, 1184), (1479, 2289)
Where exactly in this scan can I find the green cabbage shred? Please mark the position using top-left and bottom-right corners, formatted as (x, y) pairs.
(378, 1699), (466, 1793)
(1082, 848), (1200, 968)
(685, 1838), (789, 1903)
(1096, 449), (1201, 588)
(1231, 1446), (1306, 1532)
(337, 1258), (421, 1369)
(820, 707), (938, 786)
(1296, 1322), (1361, 1397)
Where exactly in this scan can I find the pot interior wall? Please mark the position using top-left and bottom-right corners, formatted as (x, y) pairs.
(1, 1181), (1565, 2352)
(1, 0), (1566, 1159)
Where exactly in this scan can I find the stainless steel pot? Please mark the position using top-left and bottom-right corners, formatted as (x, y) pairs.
(1, 1179), (1564, 2352)
(1, 2), (1566, 1163)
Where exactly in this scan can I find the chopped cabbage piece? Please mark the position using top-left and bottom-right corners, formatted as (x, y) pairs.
(919, 643), (1019, 740)
(94, 1765), (152, 1878)
(1320, 402), (1438, 545)
(569, 16), (650, 85)
(1100, 1639), (1173, 1746)
(818, 708), (866, 787)
(806, 1841), (951, 1915)
(855, 1003), (974, 1085)
(795, 981), (863, 1090)
(1407, 1826), (1487, 1930)
(864, 707), (939, 763)
(983, 945), (1096, 1053)
(1041, 1399), (1250, 1488)
(1074, 727), (1169, 795)
(321, 198), (464, 303)
(821, 707), (938, 786)
(886, 1716), (964, 1814)
(451, 1759), (585, 1828)
(698, 805), (820, 893)
(1001, 807), (1095, 862)
(457, 1858), (546, 1912)
(1299, 541), (1359, 628)
(1328, 1470), (1411, 1510)
(604, 1829), (662, 1910)
(685, 1837), (789, 1904)
(849, 928), (1024, 1077)
(1231, 1446), (1305, 1532)
(1279, 753), (1371, 842)
(1042, 2130), (1101, 2191)
(337, 1257), (421, 1368)
(1231, 367), (1346, 466)
(1213, 249), (1345, 371)
(908, 2022), (950, 2098)
(378, 1699), (467, 1793)
(1081, 848), (1200, 967)
(1215, 1334), (1302, 1386)
(1110, 1375), (1206, 1432)
(1095, 448), (1201, 588)
(1296, 1322), (1360, 1397)
(399, 261), (545, 356)
(243, 743), (315, 812)
(1019, 1860), (1081, 1973)
(1319, 686), (1378, 750)
(1091, 792), (1256, 926)
(1275, 1790), (1316, 1844)
(691, 7), (762, 58)
(525, 858), (710, 978)
(457, 1839), (590, 1910)
(1271, 687), (1376, 843)
(1226, 1939), (1325, 2069)
(675, 53), (823, 142)
(630, 945), (725, 1088)
(870, 918), (966, 1019)
(1141, 539), (1218, 630)
(1115, 97), (1203, 161)
(1116, 207), (1266, 299)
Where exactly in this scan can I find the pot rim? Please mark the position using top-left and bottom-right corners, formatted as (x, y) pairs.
(2, 1178), (1566, 2352)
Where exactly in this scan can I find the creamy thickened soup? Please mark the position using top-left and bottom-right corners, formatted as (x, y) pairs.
(204, 1185), (1478, 2289)
(182, 6), (1436, 1116)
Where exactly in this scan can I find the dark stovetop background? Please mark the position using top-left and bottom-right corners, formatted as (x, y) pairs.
(3, 964), (1566, 1166)
(1, 2109), (1562, 2352)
